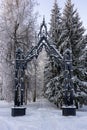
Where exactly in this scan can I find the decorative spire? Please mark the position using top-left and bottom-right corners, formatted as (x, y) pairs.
(67, 0), (72, 6)
(54, 0), (57, 3)
(38, 17), (48, 38)
(43, 15), (45, 23)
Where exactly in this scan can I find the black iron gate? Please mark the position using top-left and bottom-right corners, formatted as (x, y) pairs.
(11, 18), (76, 116)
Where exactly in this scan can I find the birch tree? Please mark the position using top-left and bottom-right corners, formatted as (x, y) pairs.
(0, 0), (37, 101)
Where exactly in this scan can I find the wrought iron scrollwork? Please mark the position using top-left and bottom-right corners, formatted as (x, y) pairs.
(14, 18), (74, 108)
(63, 49), (74, 106)
(14, 48), (25, 106)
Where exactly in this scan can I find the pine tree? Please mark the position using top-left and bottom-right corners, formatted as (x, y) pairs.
(49, 0), (62, 49)
(59, 0), (86, 107)
(49, 0), (63, 77)
(44, 0), (63, 107)
(60, 0), (85, 53)
(73, 35), (87, 106)
(44, 58), (53, 94)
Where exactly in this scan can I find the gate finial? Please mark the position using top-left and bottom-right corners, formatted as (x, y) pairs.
(43, 15), (45, 23)
(38, 16), (48, 38)
(54, 0), (57, 4)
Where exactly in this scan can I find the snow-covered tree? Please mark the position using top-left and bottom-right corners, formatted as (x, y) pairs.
(2, 0), (37, 54)
(73, 35), (87, 107)
(59, 0), (86, 107)
(44, 0), (63, 107)
(0, 0), (37, 101)
(49, 0), (62, 49)
(44, 58), (53, 94)
(49, 0), (63, 77)
(45, 0), (87, 108)
(60, 0), (85, 54)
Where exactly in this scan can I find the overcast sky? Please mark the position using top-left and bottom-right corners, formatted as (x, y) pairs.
(35, 0), (87, 33)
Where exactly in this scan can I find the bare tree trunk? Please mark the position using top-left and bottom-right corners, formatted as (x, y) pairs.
(33, 61), (37, 102)
(24, 75), (28, 105)
(33, 86), (36, 102)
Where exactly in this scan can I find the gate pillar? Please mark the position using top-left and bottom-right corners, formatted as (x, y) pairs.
(62, 49), (76, 116)
(11, 47), (26, 116)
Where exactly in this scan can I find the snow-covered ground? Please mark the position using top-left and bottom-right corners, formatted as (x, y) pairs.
(0, 99), (87, 130)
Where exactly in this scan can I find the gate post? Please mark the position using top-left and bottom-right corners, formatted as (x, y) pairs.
(11, 47), (26, 116)
(62, 49), (76, 116)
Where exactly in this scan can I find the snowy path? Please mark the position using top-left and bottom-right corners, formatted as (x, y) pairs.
(0, 99), (87, 130)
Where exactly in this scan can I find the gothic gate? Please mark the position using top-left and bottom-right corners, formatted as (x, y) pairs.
(11, 18), (76, 116)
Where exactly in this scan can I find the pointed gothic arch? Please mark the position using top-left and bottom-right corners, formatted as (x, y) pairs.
(24, 18), (63, 67)
(12, 19), (76, 117)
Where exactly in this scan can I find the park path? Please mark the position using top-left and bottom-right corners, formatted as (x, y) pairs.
(0, 99), (87, 130)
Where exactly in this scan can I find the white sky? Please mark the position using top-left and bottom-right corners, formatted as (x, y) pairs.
(35, 0), (87, 33)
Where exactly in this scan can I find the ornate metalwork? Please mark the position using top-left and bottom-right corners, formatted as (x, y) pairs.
(14, 18), (74, 108)
(14, 47), (25, 106)
(63, 49), (74, 106)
